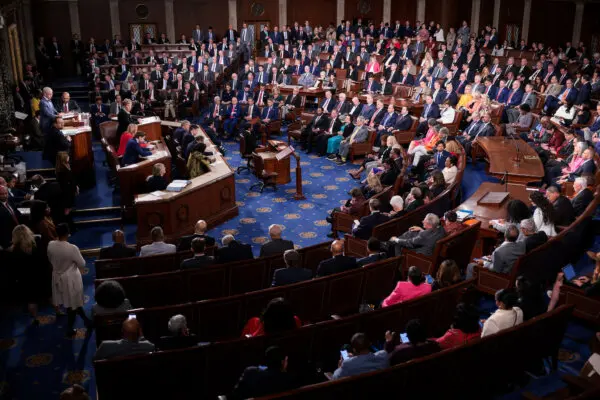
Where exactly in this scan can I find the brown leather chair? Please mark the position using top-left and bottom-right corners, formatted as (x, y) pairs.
(287, 112), (315, 145)
(349, 130), (376, 162)
(99, 121), (119, 149)
(249, 152), (278, 192)
(390, 116), (419, 145)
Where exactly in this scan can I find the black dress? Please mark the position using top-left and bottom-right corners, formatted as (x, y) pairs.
(56, 169), (77, 228)
(4, 238), (51, 303)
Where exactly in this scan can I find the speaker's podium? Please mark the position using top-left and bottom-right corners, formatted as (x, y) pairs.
(253, 140), (292, 185)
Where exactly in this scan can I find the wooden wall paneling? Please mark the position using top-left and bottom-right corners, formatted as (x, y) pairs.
(78, 0), (112, 42)
(118, 0), (167, 42)
(529, 0), (574, 47)
(344, 0), (384, 25)
(390, 1), (417, 24)
(173, 0), (229, 40)
(238, 0), (280, 27)
(497, 0), (523, 44)
(478, 0), (494, 33)
(580, 3), (600, 49)
(289, 0), (337, 29)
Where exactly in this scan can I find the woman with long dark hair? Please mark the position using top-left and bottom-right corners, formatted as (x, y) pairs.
(242, 297), (301, 337)
(491, 199), (532, 233)
(530, 191), (557, 236)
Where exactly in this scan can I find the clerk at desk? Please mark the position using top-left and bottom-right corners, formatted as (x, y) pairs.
(122, 131), (152, 166)
(43, 116), (71, 162)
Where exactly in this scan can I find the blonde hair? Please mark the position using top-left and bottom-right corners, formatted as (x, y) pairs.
(127, 123), (138, 134)
(386, 135), (399, 147)
(367, 173), (383, 192)
(152, 163), (165, 177)
(12, 225), (36, 254)
(55, 151), (70, 173)
(445, 140), (463, 154)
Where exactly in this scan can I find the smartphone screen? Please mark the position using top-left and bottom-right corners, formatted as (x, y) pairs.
(127, 314), (136, 320)
(425, 274), (433, 284)
(400, 333), (409, 343)
(340, 350), (349, 360)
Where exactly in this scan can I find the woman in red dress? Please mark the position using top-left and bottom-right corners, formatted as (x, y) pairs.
(242, 298), (302, 337)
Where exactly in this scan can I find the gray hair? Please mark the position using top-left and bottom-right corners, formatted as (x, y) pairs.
(168, 314), (187, 335)
(520, 218), (536, 233)
(268, 224), (283, 238)
(410, 187), (422, 198)
(576, 141), (588, 152)
(42, 87), (53, 96)
(356, 116), (366, 123)
(283, 249), (300, 267)
(390, 195), (404, 211)
(424, 213), (440, 228)
(222, 234), (235, 246)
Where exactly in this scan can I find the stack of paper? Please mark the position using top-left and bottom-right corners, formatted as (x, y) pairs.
(166, 180), (192, 192)
(455, 209), (474, 221)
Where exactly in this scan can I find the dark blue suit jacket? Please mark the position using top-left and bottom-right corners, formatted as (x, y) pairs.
(359, 104), (376, 120)
(421, 103), (441, 119)
(433, 150), (450, 170)
(443, 91), (459, 107)
(379, 112), (397, 128)
(225, 104), (242, 119)
(483, 85), (498, 100)
(505, 89), (524, 107)
(364, 81), (381, 93)
(575, 83), (591, 105)
(271, 267), (313, 287)
(242, 105), (261, 118)
(433, 90), (447, 105)
(394, 114), (413, 131)
(352, 212), (391, 240)
(261, 106), (279, 120)
(122, 139), (152, 166)
(568, 159), (596, 181)
(495, 87), (509, 103)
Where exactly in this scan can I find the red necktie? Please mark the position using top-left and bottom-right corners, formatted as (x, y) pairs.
(507, 91), (514, 104)
(63, 103), (68, 112)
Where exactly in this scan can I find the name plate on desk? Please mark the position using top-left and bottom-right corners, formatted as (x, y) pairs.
(62, 127), (90, 136)
(477, 192), (510, 207)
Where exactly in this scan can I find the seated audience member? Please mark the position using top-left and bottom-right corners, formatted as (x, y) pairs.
(229, 346), (297, 400)
(545, 185), (575, 226)
(335, 116), (369, 165)
(432, 259), (462, 291)
(388, 213), (446, 257)
(117, 123), (140, 157)
(260, 224), (294, 257)
(481, 289), (523, 337)
(271, 250), (312, 287)
(327, 188), (367, 236)
(361, 172), (385, 199)
(382, 266), (432, 307)
(519, 218), (548, 253)
(242, 297), (301, 337)
(98, 229), (135, 259)
(434, 303), (482, 350)
(332, 333), (389, 380)
(443, 210), (463, 235)
(316, 239), (357, 277)
(352, 199), (391, 240)
(571, 176), (594, 216)
(93, 280), (132, 316)
(466, 224), (525, 278)
(384, 319), (440, 366)
(146, 163), (168, 192)
(357, 238), (387, 267)
(4, 174), (28, 204)
(94, 318), (155, 360)
(349, 135), (398, 180)
(490, 199), (532, 233)
(442, 155), (458, 185)
(515, 276), (547, 321)
(122, 131), (152, 166)
(404, 187), (425, 212)
(217, 234), (254, 264)
(60, 384), (90, 400)
(387, 195), (405, 219)
(139, 226), (176, 256)
(177, 219), (215, 251)
(421, 170), (446, 199)
(158, 314), (199, 350)
(556, 147), (596, 184)
(180, 238), (215, 269)
(187, 142), (212, 178)
(529, 191), (557, 237)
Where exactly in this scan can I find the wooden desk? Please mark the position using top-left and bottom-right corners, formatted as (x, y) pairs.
(118, 141), (172, 209)
(456, 182), (533, 256)
(62, 119), (95, 188)
(254, 140), (291, 185)
(136, 117), (162, 141)
(475, 137), (544, 184)
(134, 123), (238, 245)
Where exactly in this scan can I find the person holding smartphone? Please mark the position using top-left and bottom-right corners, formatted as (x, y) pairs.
(384, 319), (440, 366)
(331, 333), (389, 380)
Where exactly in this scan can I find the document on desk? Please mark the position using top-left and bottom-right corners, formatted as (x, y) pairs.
(137, 191), (165, 201)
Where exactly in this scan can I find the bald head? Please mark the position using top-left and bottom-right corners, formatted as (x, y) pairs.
(0, 176), (6, 187)
(331, 240), (344, 255)
(122, 318), (142, 342)
(112, 229), (125, 244)
(268, 224), (283, 239)
(194, 220), (207, 234)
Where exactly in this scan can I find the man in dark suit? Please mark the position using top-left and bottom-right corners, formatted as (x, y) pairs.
(431, 141), (450, 170)
(31, 175), (63, 226)
(545, 186), (575, 227)
(99, 230), (136, 260)
(260, 224), (294, 257)
(116, 99), (136, 140)
(520, 219), (548, 253)
(180, 238), (215, 269)
(389, 213), (446, 257)
(94, 319), (155, 360)
(229, 346), (297, 399)
(571, 177), (594, 217)
(217, 235), (254, 264)
(467, 224), (525, 278)
(54, 91), (81, 114)
(0, 185), (21, 248)
(158, 314), (199, 350)
(43, 116), (71, 162)
(271, 250), (312, 287)
(122, 131), (152, 166)
(300, 107), (329, 152)
(316, 240), (357, 277)
(356, 238), (387, 267)
(394, 107), (413, 131)
(352, 199), (391, 240)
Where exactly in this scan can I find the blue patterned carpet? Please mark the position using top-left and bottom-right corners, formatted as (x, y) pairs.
(0, 135), (596, 399)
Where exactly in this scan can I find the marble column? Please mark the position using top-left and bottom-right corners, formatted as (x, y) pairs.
(571, 1), (585, 45)
(521, 0), (532, 43)
(336, 0), (344, 24)
(383, 0), (391, 24)
(109, 0), (121, 38)
(278, 0), (287, 26)
(164, 0), (175, 43)
(228, 0), (237, 28)
(470, 0), (481, 36)
(68, 0), (81, 36)
(493, 0), (501, 29)
(416, 0), (426, 24)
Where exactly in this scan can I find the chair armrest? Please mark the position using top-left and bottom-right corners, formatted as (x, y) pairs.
(402, 250), (435, 276)
(333, 211), (357, 234)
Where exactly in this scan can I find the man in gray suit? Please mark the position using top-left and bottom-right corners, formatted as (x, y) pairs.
(192, 25), (204, 43)
(466, 224), (525, 278)
(139, 226), (176, 256)
(388, 213), (446, 257)
(336, 116), (368, 164)
(506, 84), (536, 123)
(94, 318), (155, 360)
(505, 104), (534, 137)
(240, 23), (254, 61)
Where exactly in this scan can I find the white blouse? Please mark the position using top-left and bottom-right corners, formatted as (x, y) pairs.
(533, 207), (557, 237)
(482, 307), (524, 337)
